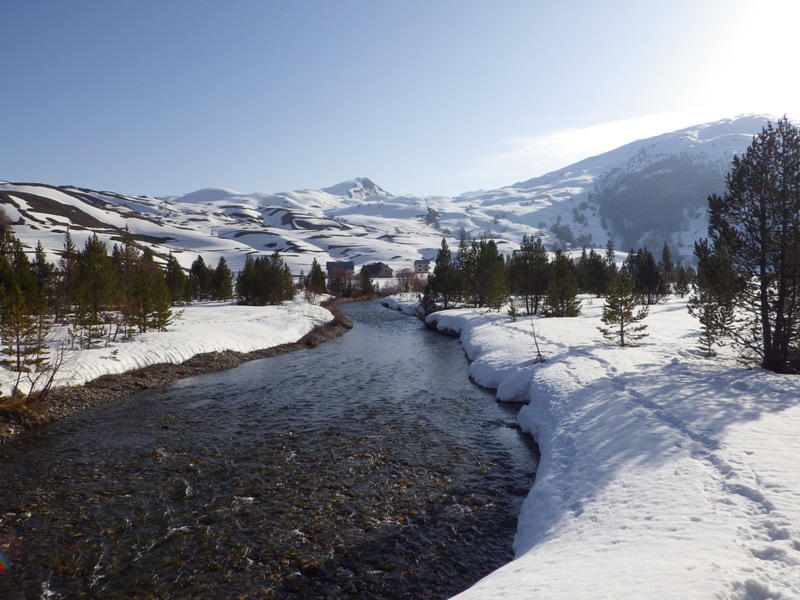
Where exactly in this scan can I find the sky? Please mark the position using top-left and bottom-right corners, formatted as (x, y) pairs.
(3, 0), (799, 198)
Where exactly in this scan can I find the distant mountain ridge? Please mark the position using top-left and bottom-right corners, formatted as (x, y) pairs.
(0, 115), (778, 273)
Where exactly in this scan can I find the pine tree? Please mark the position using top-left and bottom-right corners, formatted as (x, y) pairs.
(474, 238), (507, 309)
(660, 241), (674, 284)
(110, 227), (143, 337)
(507, 234), (549, 314)
(542, 249), (581, 317)
(211, 256), (234, 300)
(235, 252), (294, 305)
(74, 234), (116, 346)
(705, 116), (800, 373)
(305, 258), (326, 295)
(605, 239), (617, 272)
(689, 239), (739, 358)
(113, 227), (141, 288)
(423, 237), (464, 312)
(77, 234), (116, 315)
(130, 249), (173, 332)
(189, 255), (213, 300)
(11, 238), (40, 308)
(33, 241), (55, 309)
(164, 253), (188, 304)
(577, 248), (610, 297)
(674, 265), (691, 298)
(454, 233), (477, 306)
(236, 255), (256, 303)
(688, 286), (733, 357)
(0, 284), (51, 395)
(56, 229), (79, 319)
(359, 266), (375, 296)
(598, 274), (649, 347)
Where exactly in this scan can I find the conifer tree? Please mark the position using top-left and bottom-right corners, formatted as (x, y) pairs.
(507, 234), (549, 314)
(598, 273), (649, 346)
(688, 286), (733, 357)
(211, 256), (234, 300)
(454, 233), (477, 306)
(77, 234), (116, 316)
(164, 253), (188, 304)
(660, 241), (674, 284)
(705, 116), (800, 373)
(235, 252), (294, 305)
(689, 239), (738, 358)
(33, 241), (55, 307)
(189, 255), (213, 300)
(542, 249), (581, 317)
(576, 247), (610, 297)
(422, 237), (464, 312)
(623, 248), (668, 305)
(113, 227), (141, 289)
(0, 284), (51, 394)
(110, 228), (143, 336)
(130, 248), (173, 332)
(11, 238), (40, 308)
(305, 257), (326, 296)
(73, 234), (116, 346)
(57, 229), (79, 318)
(474, 238), (507, 309)
(359, 266), (375, 296)
(0, 226), (19, 307)
(674, 265), (691, 298)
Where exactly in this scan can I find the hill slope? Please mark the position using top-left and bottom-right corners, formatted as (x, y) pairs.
(0, 115), (776, 272)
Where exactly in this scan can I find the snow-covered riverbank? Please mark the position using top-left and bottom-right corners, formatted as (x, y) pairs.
(0, 300), (333, 398)
(384, 294), (800, 599)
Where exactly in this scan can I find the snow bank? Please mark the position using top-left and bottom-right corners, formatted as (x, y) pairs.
(416, 297), (800, 599)
(0, 301), (333, 396)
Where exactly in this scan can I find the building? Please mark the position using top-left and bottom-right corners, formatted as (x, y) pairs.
(414, 259), (431, 274)
(363, 262), (394, 278)
(326, 261), (355, 277)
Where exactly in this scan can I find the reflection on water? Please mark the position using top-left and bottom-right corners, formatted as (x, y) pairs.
(0, 300), (537, 599)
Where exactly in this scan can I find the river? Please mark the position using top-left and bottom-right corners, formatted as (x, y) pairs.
(0, 300), (537, 599)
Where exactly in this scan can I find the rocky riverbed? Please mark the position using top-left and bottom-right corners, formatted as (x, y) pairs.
(0, 304), (352, 442)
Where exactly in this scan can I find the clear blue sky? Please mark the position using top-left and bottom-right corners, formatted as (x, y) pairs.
(3, 0), (798, 197)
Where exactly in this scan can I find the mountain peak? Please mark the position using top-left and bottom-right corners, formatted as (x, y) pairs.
(322, 178), (392, 199)
(168, 187), (244, 203)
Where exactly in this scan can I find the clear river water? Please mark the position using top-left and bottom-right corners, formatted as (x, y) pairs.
(0, 300), (538, 599)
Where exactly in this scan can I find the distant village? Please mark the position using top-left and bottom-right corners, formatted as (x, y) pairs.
(321, 258), (431, 297)
(324, 259), (430, 280)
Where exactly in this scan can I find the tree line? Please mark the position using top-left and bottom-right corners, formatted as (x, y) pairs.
(420, 232), (690, 319)
(0, 219), (297, 398)
(0, 224), (180, 397)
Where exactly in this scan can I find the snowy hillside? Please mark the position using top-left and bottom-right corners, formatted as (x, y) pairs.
(0, 178), (445, 274)
(452, 114), (772, 261)
(0, 115), (777, 273)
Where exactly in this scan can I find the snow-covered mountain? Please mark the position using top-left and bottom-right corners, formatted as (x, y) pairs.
(0, 115), (775, 273)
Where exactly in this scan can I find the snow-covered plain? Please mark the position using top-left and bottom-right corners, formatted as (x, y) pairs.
(0, 300), (333, 397)
(383, 294), (800, 599)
